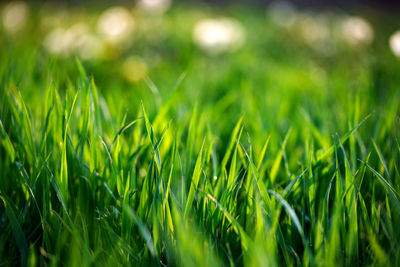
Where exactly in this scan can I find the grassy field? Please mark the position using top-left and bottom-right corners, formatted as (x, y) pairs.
(1, 1), (400, 266)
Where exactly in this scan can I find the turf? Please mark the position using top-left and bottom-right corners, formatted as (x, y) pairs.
(0, 2), (400, 267)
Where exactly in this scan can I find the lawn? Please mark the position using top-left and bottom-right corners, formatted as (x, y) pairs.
(0, 1), (400, 266)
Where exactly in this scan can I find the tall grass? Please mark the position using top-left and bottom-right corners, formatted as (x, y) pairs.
(1, 3), (400, 267)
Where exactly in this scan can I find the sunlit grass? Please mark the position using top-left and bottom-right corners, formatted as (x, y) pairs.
(0, 2), (400, 266)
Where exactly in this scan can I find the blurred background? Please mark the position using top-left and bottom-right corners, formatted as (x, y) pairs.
(8, 0), (400, 11)
(1, 0), (400, 139)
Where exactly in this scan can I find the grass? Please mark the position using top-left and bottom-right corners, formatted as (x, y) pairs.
(1, 2), (400, 266)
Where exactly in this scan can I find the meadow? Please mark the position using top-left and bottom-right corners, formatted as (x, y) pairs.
(0, 1), (400, 266)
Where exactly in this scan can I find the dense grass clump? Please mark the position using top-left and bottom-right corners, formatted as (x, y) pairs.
(1, 2), (400, 266)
